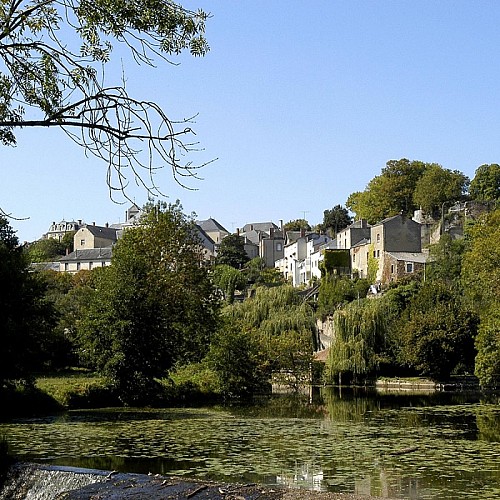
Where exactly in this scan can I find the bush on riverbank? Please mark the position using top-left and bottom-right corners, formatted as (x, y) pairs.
(0, 382), (62, 417)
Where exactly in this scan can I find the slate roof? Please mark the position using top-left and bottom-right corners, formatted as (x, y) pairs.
(84, 225), (118, 240)
(60, 248), (113, 262)
(196, 218), (229, 234)
(242, 222), (278, 233)
(385, 251), (430, 263)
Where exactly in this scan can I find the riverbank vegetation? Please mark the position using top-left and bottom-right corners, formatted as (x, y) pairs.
(1, 167), (499, 415)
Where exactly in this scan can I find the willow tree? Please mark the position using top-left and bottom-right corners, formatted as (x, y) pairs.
(325, 299), (390, 384)
(225, 285), (316, 389)
(0, 0), (211, 203)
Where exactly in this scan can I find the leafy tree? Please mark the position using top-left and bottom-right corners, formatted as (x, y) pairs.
(461, 209), (500, 314)
(413, 164), (469, 216)
(0, 1), (210, 197)
(461, 209), (500, 386)
(346, 159), (427, 223)
(469, 164), (500, 202)
(42, 269), (101, 369)
(317, 275), (368, 318)
(77, 201), (219, 403)
(426, 234), (466, 285)
(216, 233), (249, 269)
(212, 264), (246, 304)
(474, 309), (500, 387)
(283, 219), (311, 232)
(26, 238), (65, 262)
(395, 281), (477, 380)
(0, 217), (56, 386)
(318, 205), (352, 235)
(207, 319), (264, 399)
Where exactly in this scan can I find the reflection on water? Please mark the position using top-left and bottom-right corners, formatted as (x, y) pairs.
(1, 388), (500, 499)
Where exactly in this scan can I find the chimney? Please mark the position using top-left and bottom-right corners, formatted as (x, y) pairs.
(105, 222), (109, 228)
(78, 219), (82, 225)
(93, 221), (95, 226)
(300, 227), (305, 238)
(270, 227), (274, 238)
(237, 228), (240, 236)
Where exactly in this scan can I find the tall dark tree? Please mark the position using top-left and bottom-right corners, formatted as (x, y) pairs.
(319, 205), (352, 235)
(0, 217), (56, 386)
(0, 1), (211, 201)
(216, 234), (249, 269)
(77, 201), (220, 403)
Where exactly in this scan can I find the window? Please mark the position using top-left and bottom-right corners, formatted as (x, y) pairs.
(376, 250), (380, 258)
(76, 262), (81, 271)
(102, 261), (106, 267)
(89, 262), (93, 270)
(352, 254), (355, 262)
(276, 243), (282, 251)
(376, 233), (380, 242)
(64, 263), (68, 271)
(373, 251), (376, 258)
(406, 262), (414, 273)
(391, 264), (394, 273)
(80, 239), (85, 246)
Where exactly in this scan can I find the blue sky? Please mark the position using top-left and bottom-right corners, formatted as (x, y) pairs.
(2, 1), (500, 242)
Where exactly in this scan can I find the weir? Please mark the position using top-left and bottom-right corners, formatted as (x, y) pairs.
(0, 463), (106, 499)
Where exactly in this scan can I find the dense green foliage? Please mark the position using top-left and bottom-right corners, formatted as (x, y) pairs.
(25, 233), (75, 262)
(317, 275), (369, 318)
(318, 205), (352, 235)
(462, 208), (500, 386)
(76, 201), (219, 403)
(469, 164), (500, 201)
(325, 299), (391, 383)
(212, 264), (246, 304)
(346, 159), (469, 223)
(0, 217), (56, 387)
(224, 286), (315, 390)
(394, 281), (477, 379)
(216, 233), (249, 269)
(283, 219), (311, 232)
(413, 165), (469, 216)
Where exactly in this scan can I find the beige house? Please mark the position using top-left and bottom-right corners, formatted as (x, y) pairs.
(74, 224), (118, 251)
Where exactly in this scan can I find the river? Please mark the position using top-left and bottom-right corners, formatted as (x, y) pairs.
(1, 387), (499, 499)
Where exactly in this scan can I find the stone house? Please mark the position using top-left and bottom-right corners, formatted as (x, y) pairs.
(352, 214), (428, 283)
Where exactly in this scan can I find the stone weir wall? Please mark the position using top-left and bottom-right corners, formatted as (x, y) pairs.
(0, 462), (390, 499)
(0, 463), (106, 499)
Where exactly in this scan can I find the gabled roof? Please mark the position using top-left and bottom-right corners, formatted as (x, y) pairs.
(60, 248), (113, 262)
(385, 251), (430, 263)
(83, 225), (118, 240)
(196, 218), (229, 234)
(194, 224), (215, 251)
(351, 237), (371, 248)
(242, 222), (278, 233)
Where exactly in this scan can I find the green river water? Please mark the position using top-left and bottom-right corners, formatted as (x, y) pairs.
(1, 387), (499, 499)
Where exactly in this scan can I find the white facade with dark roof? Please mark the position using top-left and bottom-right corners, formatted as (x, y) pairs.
(59, 248), (113, 273)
